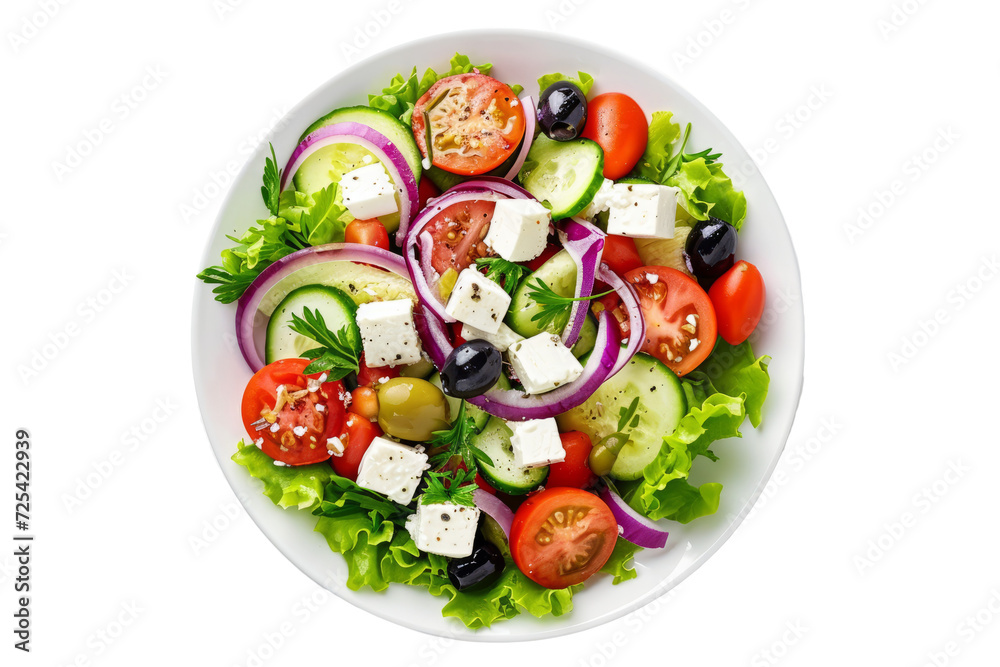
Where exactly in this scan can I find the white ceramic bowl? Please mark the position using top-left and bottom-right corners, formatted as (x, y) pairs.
(192, 28), (804, 641)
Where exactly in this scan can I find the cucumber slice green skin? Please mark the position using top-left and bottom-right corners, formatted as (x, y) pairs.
(519, 134), (605, 220)
(299, 105), (423, 181)
(570, 313), (598, 358)
(472, 417), (548, 495)
(265, 285), (360, 365)
(555, 352), (687, 481)
(505, 250), (577, 338)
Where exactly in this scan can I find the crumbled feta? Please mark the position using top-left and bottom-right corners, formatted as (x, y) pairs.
(339, 162), (399, 219)
(507, 333), (584, 394)
(405, 501), (480, 558)
(254, 438), (263, 448)
(460, 321), (524, 352)
(581, 178), (615, 219)
(509, 418), (565, 468)
(444, 268), (511, 334)
(327, 436), (345, 457)
(292, 426), (307, 437)
(269, 422), (280, 433)
(606, 183), (679, 239)
(646, 272), (659, 284)
(483, 199), (551, 262)
(355, 437), (429, 504)
(355, 298), (423, 368)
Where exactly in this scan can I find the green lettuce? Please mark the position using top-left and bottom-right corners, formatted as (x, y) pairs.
(537, 71), (595, 96)
(632, 111), (682, 182)
(232, 441), (334, 510)
(369, 53), (503, 125)
(278, 185), (351, 246)
(600, 538), (642, 584)
(630, 340), (770, 522)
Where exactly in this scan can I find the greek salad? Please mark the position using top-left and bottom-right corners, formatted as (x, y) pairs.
(198, 54), (771, 629)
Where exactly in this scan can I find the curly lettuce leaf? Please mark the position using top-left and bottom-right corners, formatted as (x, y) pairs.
(632, 111), (682, 183)
(667, 158), (748, 230)
(368, 53), (495, 125)
(600, 538), (642, 584)
(632, 340), (770, 522)
(537, 71), (595, 96)
(232, 441), (334, 510)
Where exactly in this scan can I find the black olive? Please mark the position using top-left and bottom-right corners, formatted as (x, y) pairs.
(537, 81), (588, 141)
(447, 540), (505, 591)
(440, 340), (502, 399)
(684, 217), (738, 288)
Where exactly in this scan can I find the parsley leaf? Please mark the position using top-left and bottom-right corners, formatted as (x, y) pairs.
(476, 257), (529, 297)
(662, 123), (721, 182)
(287, 307), (362, 379)
(617, 397), (641, 433)
(421, 469), (477, 507)
(427, 402), (494, 471)
(525, 278), (614, 332)
(261, 143), (282, 216)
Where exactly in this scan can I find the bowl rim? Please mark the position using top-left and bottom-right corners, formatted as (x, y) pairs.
(191, 26), (805, 642)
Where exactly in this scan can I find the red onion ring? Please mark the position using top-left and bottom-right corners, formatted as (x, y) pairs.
(598, 264), (646, 379)
(235, 243), (410, 371)
(501, 96), (536, 180)
(557, 217), (605, 347)
(279, 122), (419, 245)
(473, 488), (514, 538)
(599, 485), (669, 549)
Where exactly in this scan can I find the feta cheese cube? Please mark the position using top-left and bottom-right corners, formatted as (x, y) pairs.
(484, 199), (551, 262)
(339, 163), (399, 220)
(606, 183), (678, 239)
(355, 437), (428, 504)
(405, 501), (480, 558)
(508, 333), (584, 394)
(509, 418), (565, 468)
(444, 268), (511, 334)
(581, 178), (615, 219)
(460, 321), (524, 352)
(355, 299), (422, 368)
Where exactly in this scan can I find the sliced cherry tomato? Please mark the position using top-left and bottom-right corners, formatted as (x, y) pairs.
(450, 321), (467, 347)
(474, 472), (497, 495)
(547, 432), (597, 489)
(709, 261), (766, 345)
(330, 412), (383, 480)
(510, 487), (617, 589)
(417, 177), (440, 210)
(356, 353), (400, 389)
(526, 242), (559, 272)
(580, 93), (648, 179)
(240, 358), (347, 466)
(593, 292), (631, 339)
(344, 218), (389, 250)
(601, 235), (643, 276)
(412, 73), (526, 176)
(623, 266), (718, 376)
(422, 198), (496, 274)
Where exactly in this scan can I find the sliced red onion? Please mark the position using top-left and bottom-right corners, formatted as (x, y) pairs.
(599, 485), (669, 549)
(599, 264), (645, 379)
(416, 303), (619, 421)
(473, 488), (514, 538)
(235, 243), (410, 371)
(402, 182), (532, 323)
(279, 122), (419, 245)
(502, 96), (536, 180)
(557, 217), (605, 347)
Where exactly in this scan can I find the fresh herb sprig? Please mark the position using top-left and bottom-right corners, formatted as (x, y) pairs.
(287, 307), (361, 378)
(261, 143), (283, 216)
(427, 401), (494, 471)
(663, 123), (721, 181)
(616, 396), (641, 433)
(525, 278), (614, 332)
(476, 257), (529, 297)
(313, 476), (408, 527)
(421, 469), (477, 507)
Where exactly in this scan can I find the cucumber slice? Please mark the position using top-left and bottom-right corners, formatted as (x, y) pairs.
(519, 134), (604, 220)
(265, 285), (360, 364)
(505, 250), (577, 338)
(616, 177), (656, 185)
(555, 352), (686, 480)
(570, 313), (597, 358)
(292, 141), (403, 234)
(299, 105), (422, 181)
(429, 372), (510, 433)
(472, 417), (548, 495)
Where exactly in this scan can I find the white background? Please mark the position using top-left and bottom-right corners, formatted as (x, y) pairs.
(2, 0), (999, 665)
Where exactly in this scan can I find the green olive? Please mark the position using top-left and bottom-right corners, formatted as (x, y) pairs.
(376, 377), (449, 441)
(399, 356), (435, 379)
(588, 433), (629, 477)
